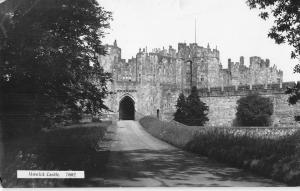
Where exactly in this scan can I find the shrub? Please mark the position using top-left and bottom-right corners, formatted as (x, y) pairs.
(236, 93), (273, 126)
(174, 86), (209, 126)
(295, 115), (300, 122)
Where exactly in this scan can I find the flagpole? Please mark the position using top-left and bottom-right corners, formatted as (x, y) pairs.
(195, 18), (197, 44)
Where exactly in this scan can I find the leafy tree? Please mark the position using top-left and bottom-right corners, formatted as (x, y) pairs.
(236, 94), (274, 126)
(0, 0), (112, 135)
(174, 93), (188, 124)
(185, 86), (209, 126)
(174, 86), (209, 126)
(286, 82), (300, 104)
(286, 82), (300, 122)
(246, 0), (300, 104)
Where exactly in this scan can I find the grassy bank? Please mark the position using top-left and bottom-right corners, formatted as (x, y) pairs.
(1, 121), (111, 187)
(139, 116), (300, 186)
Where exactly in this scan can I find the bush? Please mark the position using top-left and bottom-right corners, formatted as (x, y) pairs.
(174, 86), (209, 126)
(236, 93), (273, 126)
(295, 115), (300, 122)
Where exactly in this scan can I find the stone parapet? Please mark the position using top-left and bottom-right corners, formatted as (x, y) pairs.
(197, 82), (296, 97)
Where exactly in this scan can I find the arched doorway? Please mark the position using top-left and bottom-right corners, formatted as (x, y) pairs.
(119, 96), (135, 120)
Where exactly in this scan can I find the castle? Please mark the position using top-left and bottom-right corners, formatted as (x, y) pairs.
(100, 40), (283, 89)
(99, 40), (299, 126)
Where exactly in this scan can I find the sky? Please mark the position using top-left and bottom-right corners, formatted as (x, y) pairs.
(0, 0), (298, 82)
(98, 0), (299, 82)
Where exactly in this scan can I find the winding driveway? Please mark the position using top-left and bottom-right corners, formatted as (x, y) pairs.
(101, 120), (284, 187)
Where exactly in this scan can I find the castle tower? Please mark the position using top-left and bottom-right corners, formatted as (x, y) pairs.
(98, 40), (121, 82)
(240, 56), (244, 65)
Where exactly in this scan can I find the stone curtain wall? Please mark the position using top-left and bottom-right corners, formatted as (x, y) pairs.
(160, 82), (300, 127)
(103, 80), (300, 127)
(201, 93), (299, 127)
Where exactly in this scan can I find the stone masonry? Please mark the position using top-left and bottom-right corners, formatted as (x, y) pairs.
(98, 40), (299, 127)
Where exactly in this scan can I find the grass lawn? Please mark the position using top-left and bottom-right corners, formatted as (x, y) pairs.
(1, 121), (112, 188)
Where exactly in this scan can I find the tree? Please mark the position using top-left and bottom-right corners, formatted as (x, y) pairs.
(174, 87), (209, 126)
(246, 0), (300, 104)
(173, 93), (188, 124)
(286, 82), (300, 104)
(0, 0), (112, 135)
(286, 82), (300, 122)
(185, 86), (209, 126)
(236, 94), (274, 126)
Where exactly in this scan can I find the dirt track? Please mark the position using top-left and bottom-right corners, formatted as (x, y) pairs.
(101, 120), (284, 187)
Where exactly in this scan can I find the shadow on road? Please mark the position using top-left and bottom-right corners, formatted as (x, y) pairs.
(62, 121), (284, 187)
(99, 149), (283, 187)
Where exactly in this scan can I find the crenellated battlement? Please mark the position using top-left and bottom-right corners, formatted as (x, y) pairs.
(100, 40), (284, 92)
(193, 82), (298, 97)
(135, 42), (220, 60)
(227, 56), (282, 73)
(177, 42), (219, 59)
(225, 55), (283, 87)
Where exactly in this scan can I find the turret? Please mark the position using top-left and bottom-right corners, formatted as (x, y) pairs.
(228, 59), (233, 70)
(266, 59), (270, 67)
(178, 43), (188, 58)
(240, 56), (244, 65)
(178, 43), (187, 50)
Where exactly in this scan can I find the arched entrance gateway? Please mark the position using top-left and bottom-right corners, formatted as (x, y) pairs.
(119, 96), (135, 120)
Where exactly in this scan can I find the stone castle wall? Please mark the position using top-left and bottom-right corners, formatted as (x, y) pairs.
(99, 41), (283, 90)
(98, 40), (297, 127)
(225, 56), (283, 87)
(159, 82), (300, 127)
